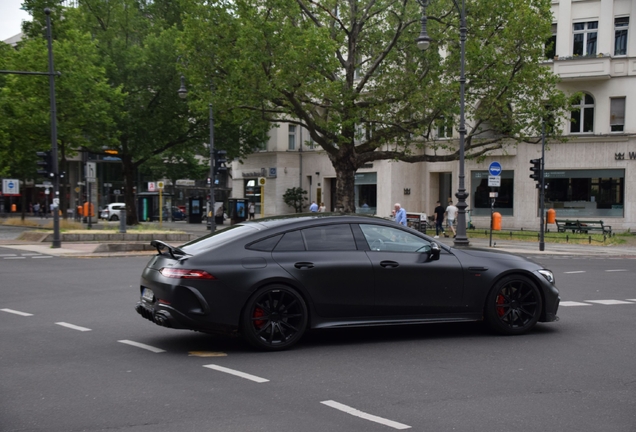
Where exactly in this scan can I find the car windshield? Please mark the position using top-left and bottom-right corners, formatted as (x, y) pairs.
(180, 224), (259, 254)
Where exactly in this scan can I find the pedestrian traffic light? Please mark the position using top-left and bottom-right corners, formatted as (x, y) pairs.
(529, 158), (542, 184)
(214, 149), (228, 175)
(36, 151), (54, 178)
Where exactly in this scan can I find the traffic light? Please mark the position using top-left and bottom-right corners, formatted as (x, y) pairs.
(529, 158), (542, 186)
(214, 149), (228, 175)
(36, 151), (54, 178)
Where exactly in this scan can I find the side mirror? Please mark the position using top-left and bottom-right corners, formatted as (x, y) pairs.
(429, 242), (441, 261)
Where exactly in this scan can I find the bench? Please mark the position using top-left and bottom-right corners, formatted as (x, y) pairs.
(555, 219), (612, 236)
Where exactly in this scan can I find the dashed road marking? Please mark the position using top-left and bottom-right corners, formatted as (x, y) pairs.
(605, 269), (628, 272)
(0, 254), (17, 257)
(564, 271), (586, 274)
(4, 257), (26, 260)
(31, 256), (53, 259)
(1, 308), (33, 316)
(321, 400), (411, 430)
(585, 299), (635, 305)
(56, 322), (92, 332)
(118, 340), (166, 353)
(203, 364), (269, 383)
(560, 301), (592, 307)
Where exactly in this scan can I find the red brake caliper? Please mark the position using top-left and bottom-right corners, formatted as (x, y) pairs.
(253, 307), (265, 328)
(496, 295), (505, 317)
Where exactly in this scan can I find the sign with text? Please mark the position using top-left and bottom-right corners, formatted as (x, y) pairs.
(2, 179), (20, 195)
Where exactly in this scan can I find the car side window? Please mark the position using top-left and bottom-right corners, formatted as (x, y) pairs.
(301, 224), (357, 251)
(274, 230), (306, 251)
(359, 224), (429, 252)
(247, 234), (283, 252)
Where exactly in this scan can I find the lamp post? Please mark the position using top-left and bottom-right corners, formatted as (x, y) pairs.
(178, 76), (216, 231)
(417, 0), (469, 247)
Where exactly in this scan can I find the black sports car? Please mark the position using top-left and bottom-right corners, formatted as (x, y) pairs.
(136, 214), (559, 350)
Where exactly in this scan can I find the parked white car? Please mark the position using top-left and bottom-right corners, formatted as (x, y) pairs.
(100, 203), (126, 221)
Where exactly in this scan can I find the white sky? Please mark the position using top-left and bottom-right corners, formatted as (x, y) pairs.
(0, 0), (31, 41)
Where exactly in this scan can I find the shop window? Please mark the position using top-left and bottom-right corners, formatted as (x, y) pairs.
(570, 93), (594, 134)
(573, 21), (597, 56)
(471, 171), (514, 217)
(610, 97), (625, 132)
(354, 172), (377, 215)
(614, 17), (629, 56)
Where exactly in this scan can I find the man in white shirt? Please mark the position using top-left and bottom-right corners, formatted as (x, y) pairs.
(445, 201), (459, 238)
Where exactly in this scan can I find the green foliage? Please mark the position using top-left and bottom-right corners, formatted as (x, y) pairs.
(283, 187), (308, 213)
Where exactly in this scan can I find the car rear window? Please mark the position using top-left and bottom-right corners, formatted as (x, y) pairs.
(180, 224), (259, 254)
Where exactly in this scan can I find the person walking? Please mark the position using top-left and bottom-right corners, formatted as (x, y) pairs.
(318, 202), (326, 212)
(33, 202), (40, 218)
(248, 202), (255, 220)
(394, 203), (407, 226)
(309, 201), (319, 212)
(446, 200), (459, 238)
(433, 201), (448, 238)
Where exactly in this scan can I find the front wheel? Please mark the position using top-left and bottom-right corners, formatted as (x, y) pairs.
(110, 215), (119, 221)
(485, 275), (542, 335)
(242, 285), (308, 351)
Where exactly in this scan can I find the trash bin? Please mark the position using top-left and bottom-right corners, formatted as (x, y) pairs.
(546, 208), (556, 224)
(492, 212), (502, 231)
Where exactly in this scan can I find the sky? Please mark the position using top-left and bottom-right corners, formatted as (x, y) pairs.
(0, 0), (31, 42)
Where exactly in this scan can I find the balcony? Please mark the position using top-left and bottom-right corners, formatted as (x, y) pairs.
(552, 54), (611, 80)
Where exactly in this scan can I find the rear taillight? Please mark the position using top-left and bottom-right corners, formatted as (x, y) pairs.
(159, 268), (216, 279)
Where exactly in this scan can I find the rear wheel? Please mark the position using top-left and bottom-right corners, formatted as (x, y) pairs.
(242, 285), (308, 351)
(110, 215), (119, 221)
(485, 275), (542, 335)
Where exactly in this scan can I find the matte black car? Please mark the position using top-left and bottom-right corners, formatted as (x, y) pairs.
(136, 214), (559, 350)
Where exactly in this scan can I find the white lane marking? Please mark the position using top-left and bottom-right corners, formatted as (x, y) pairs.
(4, 257), (26, 260)
(117, 340), (166, 353)
(585, 300), (635, 305)
(564, 271), (586, 274)
(560, 301), (592, 307)
(55, 322), (92, 332)
(20, 253), (42, 256)
(605, 269), (628, 272)
(203, 364), (269, 383)
(321, 400), (411, 430)
(1, 308), (33, 316)
(0, 254), (17, 257)
(627, 299), (636, 302)
(31, 256), (53, 259)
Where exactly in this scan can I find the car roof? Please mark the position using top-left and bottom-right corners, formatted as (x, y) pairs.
(243, 213), (393, 230)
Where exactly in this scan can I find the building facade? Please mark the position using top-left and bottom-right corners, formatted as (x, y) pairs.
(232, 0), (635, 231)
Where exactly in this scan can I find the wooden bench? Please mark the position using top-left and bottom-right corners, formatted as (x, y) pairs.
(555, 219), (612, 235)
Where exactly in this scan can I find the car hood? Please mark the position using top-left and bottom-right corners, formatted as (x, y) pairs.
(451, 247), (542, 269)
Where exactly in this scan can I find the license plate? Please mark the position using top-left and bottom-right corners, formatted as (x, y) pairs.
(142, 288), (155, 302)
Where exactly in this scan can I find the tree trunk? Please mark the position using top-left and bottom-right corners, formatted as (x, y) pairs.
(122, 154), (139, 225)
(330, 148), (357, 213)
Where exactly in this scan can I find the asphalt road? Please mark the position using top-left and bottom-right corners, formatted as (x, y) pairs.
(1, 249), (635, 432)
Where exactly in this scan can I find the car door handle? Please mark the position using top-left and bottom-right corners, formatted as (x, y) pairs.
(380, 261), (399, 268)
(294, 262), (314, 269)
(468, 266), (488, 272)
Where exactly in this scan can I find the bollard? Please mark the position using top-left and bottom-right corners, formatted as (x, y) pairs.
(119, 209), (126, 234)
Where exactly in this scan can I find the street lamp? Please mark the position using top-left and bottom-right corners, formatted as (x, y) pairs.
(417, 0), (469, 247)
(178, 76), (216, 231)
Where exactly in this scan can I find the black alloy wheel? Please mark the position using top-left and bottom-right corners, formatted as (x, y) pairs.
(242, 285), (308, 351)
(485, 275), (543, 335)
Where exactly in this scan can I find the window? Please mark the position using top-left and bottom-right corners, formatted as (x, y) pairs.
(570, 94), (594, 133)
(288, 125), (296, 150)
(546, 24), (557, 59)
(437, 117), (453, 138)
(247, 235), (282, 252)
(573, 21), (598, 56)
(302, 225), (357, 251)
(610, 97), (625, 132)
(274, 230), (305, 251)
(471, 171), (515, 217)
(615, 17), (629, 56)
(359, 224), (429, 252)
(307, 136), (315, 149)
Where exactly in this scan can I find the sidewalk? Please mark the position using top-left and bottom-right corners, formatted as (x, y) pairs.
(1, 218), (635, 258)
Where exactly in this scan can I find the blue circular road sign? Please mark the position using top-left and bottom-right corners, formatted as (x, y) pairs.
(489, 161), (502, 176)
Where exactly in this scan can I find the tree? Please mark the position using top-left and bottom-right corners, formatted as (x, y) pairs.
(283, 187), (308, 213)
(181, 0), (572, 212)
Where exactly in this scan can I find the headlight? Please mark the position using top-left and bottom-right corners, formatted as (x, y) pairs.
(538, 269), (555, 285)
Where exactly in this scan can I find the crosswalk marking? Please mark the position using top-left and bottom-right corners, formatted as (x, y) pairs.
(1, 308), (33, 316)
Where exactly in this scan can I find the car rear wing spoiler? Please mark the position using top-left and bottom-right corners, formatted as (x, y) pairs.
(150, 240), (190, 259)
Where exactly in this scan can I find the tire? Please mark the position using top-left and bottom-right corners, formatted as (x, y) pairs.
(485, 275), (542, 335)
(241, 285), (308, 351)
(110, 215), (119, 221)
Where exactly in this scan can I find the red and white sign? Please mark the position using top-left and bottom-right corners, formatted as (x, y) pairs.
(148, 182), (156, 192)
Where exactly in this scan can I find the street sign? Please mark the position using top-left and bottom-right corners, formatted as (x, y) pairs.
(176, 179), (195, 186)
(157, 181), (165, 190)
(53, 198), (60, 206)
(2, 179), (20, 195)
(488, 176), (501, 187)
(148, 182), (156, 192)
(488, 161), (502, 177)
(86, 162), (97, 183)
(114, 189), (120, 195)
(489, 192), (499, 198)
(45, 188), (50, 195)
(258, 177), (267, 186)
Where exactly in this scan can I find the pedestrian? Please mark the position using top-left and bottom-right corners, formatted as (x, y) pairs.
(394, 203), (407, 226)
(433, 201), (448, 238)
(446, 200), (459, 238)
(33, 202), (40, 217)
(309, 201), (319, 212)
(318, 202), (326, 212)
(248, 202), (255, 220)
